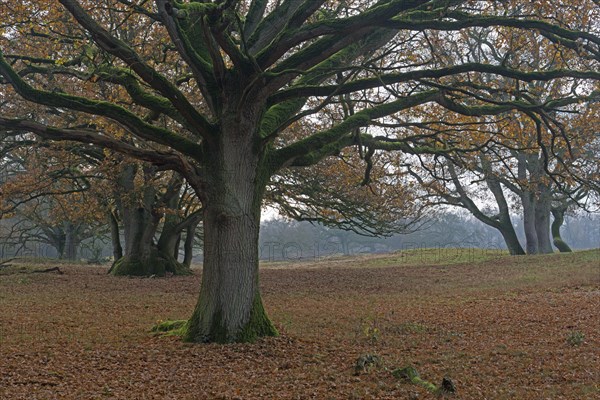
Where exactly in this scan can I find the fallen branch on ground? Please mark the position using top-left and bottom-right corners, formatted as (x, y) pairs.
(0, 258), (16, 268)
(31, 267), (63, 274)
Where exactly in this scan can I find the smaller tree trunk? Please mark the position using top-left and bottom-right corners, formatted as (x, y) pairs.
(551, 208), (572, 253)
(109, 165), (191, 276)
(183, 220), (199, 267)
(522, 193), (539, 254)
(109, 192), (190, 276)
(173, 234), (181, 260)
(50, 230), (66, 259)
(62, 222), (81, 261)
(497, 219), (526, 255)
(534, 197), (554, 254)
(109, 209), (123, 260)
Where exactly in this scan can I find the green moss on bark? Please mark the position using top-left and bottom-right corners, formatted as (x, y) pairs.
(553, 237), (572, 253)
(392, 365), (439, 393)
(184, 292), (278, 344)
(237, 293), (279, 343)
(551, 209), (572, 253)
(109, 248), (192, 277)
(151, 319), (188, 337)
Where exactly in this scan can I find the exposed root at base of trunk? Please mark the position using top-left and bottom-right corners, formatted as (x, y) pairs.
(109, 248), (192, 277)
(553, 237), (573, 253)
(185, 294), (278, 344)
(151, 320), (188, 337)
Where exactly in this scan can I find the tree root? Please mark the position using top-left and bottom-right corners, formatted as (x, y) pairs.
(151, 319), (188, 337)
(32, 266), (63, 274)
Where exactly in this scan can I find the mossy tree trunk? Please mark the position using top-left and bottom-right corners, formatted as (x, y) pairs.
(109, 164), (190, 276)
(551, 207), (572, 252)
(185, 107), (277, 343)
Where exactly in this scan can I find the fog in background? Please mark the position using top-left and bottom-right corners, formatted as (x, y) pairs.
(257, 212), (600, 262)
(1, 211), (598, 262)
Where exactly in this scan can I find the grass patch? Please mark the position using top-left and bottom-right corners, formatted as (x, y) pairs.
(395, 322), (428, 334)
(349, 248), (507, 268)
(567, 330), (585, 347)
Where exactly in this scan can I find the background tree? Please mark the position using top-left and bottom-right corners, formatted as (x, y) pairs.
(105, 159), (198, 276)
(0, 138), (107, 259)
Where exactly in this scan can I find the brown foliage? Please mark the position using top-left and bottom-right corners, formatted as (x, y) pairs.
(0, 250), (598, 399)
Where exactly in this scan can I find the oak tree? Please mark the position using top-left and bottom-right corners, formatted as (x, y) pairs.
(1, 0), (599, 342)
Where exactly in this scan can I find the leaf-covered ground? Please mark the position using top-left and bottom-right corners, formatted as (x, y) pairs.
(1, 249), (599, 399)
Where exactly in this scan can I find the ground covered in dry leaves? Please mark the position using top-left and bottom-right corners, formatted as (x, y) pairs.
(1, 249), (599, 399)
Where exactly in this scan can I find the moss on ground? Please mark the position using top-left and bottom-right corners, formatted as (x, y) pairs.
(151, 320), (188, 337)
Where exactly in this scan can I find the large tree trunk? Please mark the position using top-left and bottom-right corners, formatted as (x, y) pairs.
(525, 154), (553, 254)
(185, 117), (277, 343)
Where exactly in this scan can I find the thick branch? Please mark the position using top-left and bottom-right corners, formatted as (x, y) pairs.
(0, 116), (184, 171)
(0, 51), (204, 158)
(271, 90), (439, 170)
(270, 64), (600, 104)
(58, 0), (215, 137)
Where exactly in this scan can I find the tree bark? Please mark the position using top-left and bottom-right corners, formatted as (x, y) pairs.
(62, 222), (80, 261)
(185, 115), (277, 343)
(521, 193), (539, 254)
(109, 209), (123, 261)
(517, 153), (539, 254)
(551, 207), (572, 252)
(496, 220), (526, 256)
(534, 188), (554, 254)
(183, 219), (199, 267)
(109, 164), (190, 276)
(445, 161), (525, 255)
(157, 218), (182, 261)
(47, 228), (66, 259)
(480, 158), (526, 255)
